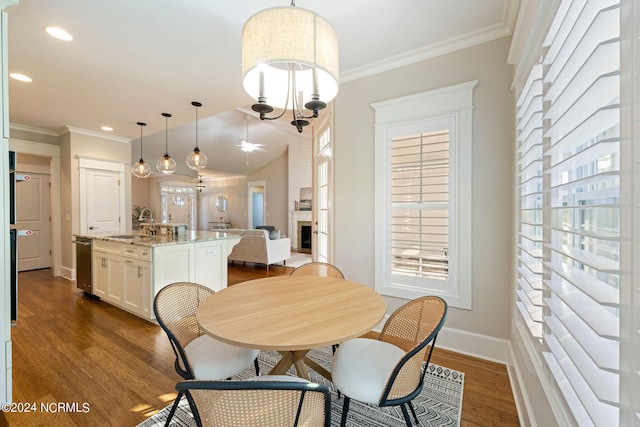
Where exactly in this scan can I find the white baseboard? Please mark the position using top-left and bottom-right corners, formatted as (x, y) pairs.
(372, 316), (511, 365)
(507, 346), (534, 427)
(436, 326), (512, 365)
(59, 265), (74, 282)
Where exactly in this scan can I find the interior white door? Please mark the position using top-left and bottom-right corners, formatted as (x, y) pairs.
(16, 172), (51, 271)
(86, 169), (121, 236)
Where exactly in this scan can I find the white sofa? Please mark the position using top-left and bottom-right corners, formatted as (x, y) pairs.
(228, 229), (291, 271)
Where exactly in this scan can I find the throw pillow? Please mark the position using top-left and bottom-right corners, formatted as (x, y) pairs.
(269, 229), (280, 240)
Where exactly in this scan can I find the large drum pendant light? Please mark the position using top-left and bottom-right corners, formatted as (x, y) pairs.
(242, 1), (339, 133)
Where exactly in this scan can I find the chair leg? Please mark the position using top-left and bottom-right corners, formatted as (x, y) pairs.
(254, 357), (260, 375)
(400, 403), (415, 427)
(340, 396), (351, 427)
(164, 390), (183, 427)
(409, 401), (420, 425)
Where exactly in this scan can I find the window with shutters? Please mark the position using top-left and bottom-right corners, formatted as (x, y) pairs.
(541, 1), (621, 424)
(373, 81), (475, 309)
(515, 63), (544, 339)
(512, 0), (630, 424)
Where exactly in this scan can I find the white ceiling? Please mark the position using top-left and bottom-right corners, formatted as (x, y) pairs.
(5, 0), (518, 179)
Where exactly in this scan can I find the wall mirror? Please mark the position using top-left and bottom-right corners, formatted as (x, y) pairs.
(216, 195), (228, 212)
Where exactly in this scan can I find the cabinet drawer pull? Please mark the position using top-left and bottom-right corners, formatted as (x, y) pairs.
(124, 260), (133, 264)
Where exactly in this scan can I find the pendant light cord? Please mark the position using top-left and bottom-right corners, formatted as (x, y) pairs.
(137, 122), (146, 160)
(193, 102), (200, 149)
(162, 113), (172, 156)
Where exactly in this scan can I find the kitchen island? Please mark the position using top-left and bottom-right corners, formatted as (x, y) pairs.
(76, 230), (242, 321)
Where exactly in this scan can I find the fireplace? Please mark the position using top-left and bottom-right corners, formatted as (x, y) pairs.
(297, 221), (312, 253)
(291, 210), (312, 250)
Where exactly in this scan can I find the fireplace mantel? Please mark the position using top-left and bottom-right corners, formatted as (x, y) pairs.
(291, 210), (312, 249)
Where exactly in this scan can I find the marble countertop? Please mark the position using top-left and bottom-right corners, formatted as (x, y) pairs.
(75, 230), (240, 248)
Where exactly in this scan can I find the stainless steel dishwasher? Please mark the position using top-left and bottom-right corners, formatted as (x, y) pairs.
(72, 237), (93, 294)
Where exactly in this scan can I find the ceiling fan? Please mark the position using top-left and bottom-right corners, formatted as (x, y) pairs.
(237, 116), (265, 153)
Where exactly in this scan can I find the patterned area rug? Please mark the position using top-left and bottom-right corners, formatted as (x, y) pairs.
(139, 346), (464, 427)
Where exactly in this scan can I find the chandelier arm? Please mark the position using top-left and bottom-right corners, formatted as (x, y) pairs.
(256, 64), (292, 121)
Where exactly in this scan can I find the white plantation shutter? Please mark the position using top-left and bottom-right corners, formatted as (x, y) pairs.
(390, 131), (449, 280)
(534, 0), (621, 424)
(515, 63), (544, 339)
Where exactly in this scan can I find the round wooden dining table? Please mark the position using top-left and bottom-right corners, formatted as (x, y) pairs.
(196, 275), (386, 381)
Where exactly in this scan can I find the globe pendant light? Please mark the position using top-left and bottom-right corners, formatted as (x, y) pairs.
(186, 101), (208, 170)
(242, 1), (339, 133)
(156, 113), (176, 174)
(132, 122), (151, 178)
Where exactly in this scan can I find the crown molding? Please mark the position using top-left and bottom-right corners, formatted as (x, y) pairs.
(0, 0), (18, 11)
(341, 16), (515, 83)
(9, 122), (59, 138)
(63, 125), (131, 143)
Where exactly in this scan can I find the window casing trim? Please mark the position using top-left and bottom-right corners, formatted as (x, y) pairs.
(372, 80), (476, 309)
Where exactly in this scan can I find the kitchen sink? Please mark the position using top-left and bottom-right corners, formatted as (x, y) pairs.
(108, 234), (146, 239)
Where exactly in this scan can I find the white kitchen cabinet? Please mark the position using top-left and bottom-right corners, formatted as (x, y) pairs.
(91, 236), (232, 321)
(93, 241), (122, 303)
(92, 252), (109, 300)
(93, 240), (152, 318)
(123, 258), (151, 318)
(106, 256), (124, 304)
(152, 243), (196, 295)
(194, 240), (226, 292)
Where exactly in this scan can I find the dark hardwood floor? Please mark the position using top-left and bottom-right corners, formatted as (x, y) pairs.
(0, 264), (518, 426)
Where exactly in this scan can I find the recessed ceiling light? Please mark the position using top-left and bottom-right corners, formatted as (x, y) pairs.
(44, 26), (73, 41)
(101, 126), (113, 132)
(9, 73), (32, 82)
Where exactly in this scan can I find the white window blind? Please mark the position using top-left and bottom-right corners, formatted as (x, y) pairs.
(390, 131), (449, 280)
(539, 0), (621, 425)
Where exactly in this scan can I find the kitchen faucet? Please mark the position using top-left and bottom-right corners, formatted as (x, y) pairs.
(138, 208), (153, 223)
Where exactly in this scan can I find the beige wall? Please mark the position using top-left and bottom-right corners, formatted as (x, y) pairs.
(131, 175), (151, 214)
(131, 151), (291, 233)
(334, 36), (515, 341)
(61, 127), (132, 275)
(247, 150), (289, 234)
(199, 176), (248, 230)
